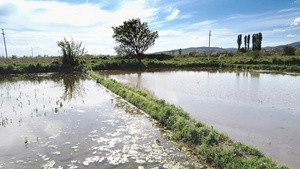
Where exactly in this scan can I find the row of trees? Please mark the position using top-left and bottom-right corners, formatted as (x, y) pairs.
(237, 32), (262, 51)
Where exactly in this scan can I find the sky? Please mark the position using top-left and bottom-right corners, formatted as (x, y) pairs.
(0, 0), (300, 57)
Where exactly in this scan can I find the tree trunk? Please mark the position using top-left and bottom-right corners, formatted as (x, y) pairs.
(137, 54), (141, 63)
(136, 50), (142, 63)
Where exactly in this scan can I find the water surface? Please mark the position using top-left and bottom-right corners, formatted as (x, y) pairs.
(98, 68), (300, 169)
(0, 73), (203, 169)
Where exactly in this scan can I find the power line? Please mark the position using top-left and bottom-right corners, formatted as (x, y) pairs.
(1, 29), (8, 58)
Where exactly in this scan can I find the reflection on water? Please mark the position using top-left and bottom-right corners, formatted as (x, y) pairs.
(98, 68), (300, 169)
(60, 73), (87, 101)
(0, 73), (204, 168)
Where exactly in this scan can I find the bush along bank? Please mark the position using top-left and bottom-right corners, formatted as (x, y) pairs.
(89, 71), (288, 169)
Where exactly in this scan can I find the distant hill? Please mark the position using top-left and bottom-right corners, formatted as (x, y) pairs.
(155, 41), (300, 54)
(155, 47), (236, 55)
(264, 41), (300, 50)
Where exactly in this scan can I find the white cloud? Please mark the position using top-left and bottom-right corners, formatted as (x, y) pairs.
(181, 20), (217, 31)
(159, 30), (183, 36)
(33, 3), (106, 27)
(291, 17), (300, 26)
(0, 0), (160, 56)
(166, 8), (180, 21)
(278, 8), (297, 13)
(293, 0), (300, 4)
(287, 34), (297, 38)
(273, 28), (286, 32)
(193, 20), (217, 26)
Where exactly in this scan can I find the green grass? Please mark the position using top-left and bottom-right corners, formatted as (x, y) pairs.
(89, 71), (289, 169)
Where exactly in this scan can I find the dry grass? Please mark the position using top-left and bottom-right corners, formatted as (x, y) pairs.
(0, 56), (60, 64)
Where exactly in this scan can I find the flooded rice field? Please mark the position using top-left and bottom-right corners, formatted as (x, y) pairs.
(0, 73), (203, 169)
(98, 68), (300, 169)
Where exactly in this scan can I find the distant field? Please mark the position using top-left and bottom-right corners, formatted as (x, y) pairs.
(0, 56), (60, 64)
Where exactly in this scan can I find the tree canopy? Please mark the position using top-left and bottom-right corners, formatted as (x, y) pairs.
(252, 32), (263, 51)
(237, 33), (262, 51)
(112, 18), (159, 62)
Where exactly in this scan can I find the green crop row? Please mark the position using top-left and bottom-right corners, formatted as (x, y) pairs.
(89, 71), (288, 169)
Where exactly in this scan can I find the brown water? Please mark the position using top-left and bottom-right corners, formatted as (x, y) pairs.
(98, 68), (300, 169)
(0, 73), (204, 169)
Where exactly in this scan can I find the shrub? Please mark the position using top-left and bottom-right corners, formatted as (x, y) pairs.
(188, 51), (198, 57)
(295, 48), (300, 56)
(219, 54), (226, 60)
(249, 50), (261, 59)
(57, 38), (87, 67)
(283, 45), (296, 55)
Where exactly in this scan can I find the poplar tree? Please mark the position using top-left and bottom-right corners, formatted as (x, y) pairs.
(237, 34), (242, 51)
(244, 35), (247, 50)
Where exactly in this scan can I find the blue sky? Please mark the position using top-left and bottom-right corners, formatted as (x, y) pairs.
(0, 0), (300, 56)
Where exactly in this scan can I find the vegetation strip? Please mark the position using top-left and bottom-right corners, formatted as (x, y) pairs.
(89, 71), (288, 169)
(83, 55), (300, 73)
(1, 53), (300, 75)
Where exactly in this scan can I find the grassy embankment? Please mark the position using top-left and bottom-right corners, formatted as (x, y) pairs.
(89, 71), (288, 169)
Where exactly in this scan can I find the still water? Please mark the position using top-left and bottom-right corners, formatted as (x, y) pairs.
(98, 68), (300, 169)
(0, 73), (203, 169)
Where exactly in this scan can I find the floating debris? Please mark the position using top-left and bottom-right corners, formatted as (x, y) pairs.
(82, 156), (104, 166)
(42, 160), (55, 169)
(77, 109), (85, 113)
(50, 151), (61, 155)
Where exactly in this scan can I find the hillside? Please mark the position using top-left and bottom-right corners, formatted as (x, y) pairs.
(156, 41), (300, 54)
(155, 47), (236, 55)
(264, 41), (300, 50)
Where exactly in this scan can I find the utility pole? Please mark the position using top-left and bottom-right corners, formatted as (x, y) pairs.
(1, 29), (8, 58)
(31, 47), (33, 57)
(208, 30), (211, 60)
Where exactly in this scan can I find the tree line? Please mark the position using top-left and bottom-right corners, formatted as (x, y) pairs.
(237, 32), (262, 52)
